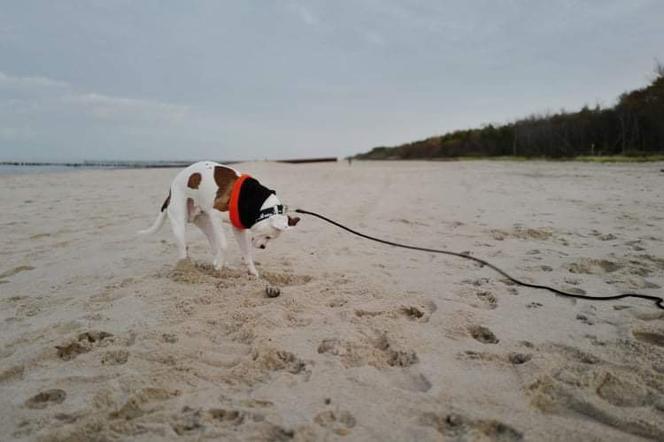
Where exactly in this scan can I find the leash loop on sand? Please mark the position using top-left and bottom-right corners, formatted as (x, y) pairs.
(294, 208), (664, 310)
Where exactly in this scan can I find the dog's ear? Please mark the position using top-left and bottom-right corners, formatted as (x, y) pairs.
(287, 215), (300, 227)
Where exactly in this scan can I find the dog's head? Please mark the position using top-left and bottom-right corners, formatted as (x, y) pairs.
(250, 213), (300, 249)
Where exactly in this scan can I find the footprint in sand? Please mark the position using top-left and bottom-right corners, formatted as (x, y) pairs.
(15, 302), (41, 319)
(0, 265), (35, 280)
(318, 338), (343, 355)
(529, 368), (664, 440)
(474, 291), (497, 310)
(110, 387), (180, 421)
(56, 330), (113, 360)
(314, 410), (357, 436)
(101, 349), (129, 365)
(565, 286), (587, 295)
(567, 258), (622, 274)
(528, 339), (664, 439)
(328, 297), (348, 308)
(576, 314), (594, 325)
(29, 233), (51, 240)
(400, 306), (426, 319)
(318, 335), (418, 368)
(376, 335), (419, 367)
(354, 309), (384, 319)
(564, 277), (581, 286)
(25, 389), (66, 409)
(632, 329), (664, 347)
(208, 408), (247, 426)
(596, 373), (651, 407)
(392, 371), (433, 392)
(171, 406), (204, 435)
(171, 406), (284, 436)
(252, 348), (308, 375)
(549, 344), (600, 364)
(420, 412), (523, 441)
(399, 301), (437, 322)
(607, 277), (661, 290)
(464, 277), (491, 287)
(508, 353), (533, 365)
(162, 333), (178, 343)
(625, 240), (646, 252)
(0, 364), (25, 383)
(468, 326), (499, 344)
(459, 351), (531, 365)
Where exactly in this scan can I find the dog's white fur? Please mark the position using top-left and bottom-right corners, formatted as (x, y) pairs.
(139, 161), (293, 276)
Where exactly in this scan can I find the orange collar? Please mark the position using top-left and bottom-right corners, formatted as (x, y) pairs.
(229, 174), (251, 229)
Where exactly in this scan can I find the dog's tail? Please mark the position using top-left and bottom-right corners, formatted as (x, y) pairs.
(138, 211), (167, 235)
(138, 191), (170, 235)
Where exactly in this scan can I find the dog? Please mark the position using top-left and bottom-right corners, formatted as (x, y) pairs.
(139, 161), (299, 276)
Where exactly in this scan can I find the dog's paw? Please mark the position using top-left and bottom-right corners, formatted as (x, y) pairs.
(247, 265), (259, 277)
(213, 258), (226, 271)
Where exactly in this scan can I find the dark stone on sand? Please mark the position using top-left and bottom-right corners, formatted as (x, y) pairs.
(265, 285), (281, 298)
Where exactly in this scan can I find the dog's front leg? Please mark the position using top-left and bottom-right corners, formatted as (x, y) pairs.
(208, 211), (228, 271)
(232, 226), (258, 276)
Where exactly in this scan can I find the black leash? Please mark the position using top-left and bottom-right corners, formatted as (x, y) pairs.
(294, 209), (664, 310)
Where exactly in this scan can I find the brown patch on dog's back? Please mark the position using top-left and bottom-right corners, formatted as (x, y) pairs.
(161, 190), (171, 212)
(187, 173), (202, 189)
(213, 166), (238, 212)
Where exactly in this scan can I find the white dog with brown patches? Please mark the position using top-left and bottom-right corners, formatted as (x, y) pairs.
(139, 161), (299, 276)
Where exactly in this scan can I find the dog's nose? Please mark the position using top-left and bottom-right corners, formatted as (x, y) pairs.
(259, 245), (266, 249)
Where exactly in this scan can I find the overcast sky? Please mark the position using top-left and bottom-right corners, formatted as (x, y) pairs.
(1, 1), (663, 161)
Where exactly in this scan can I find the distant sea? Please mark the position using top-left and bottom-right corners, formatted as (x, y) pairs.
(0, 161), (198, 176)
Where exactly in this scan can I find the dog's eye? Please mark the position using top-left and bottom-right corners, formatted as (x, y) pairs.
(266, 236), (272, 240)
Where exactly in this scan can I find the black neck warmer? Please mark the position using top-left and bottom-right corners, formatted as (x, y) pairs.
(238, 177), (276, 228)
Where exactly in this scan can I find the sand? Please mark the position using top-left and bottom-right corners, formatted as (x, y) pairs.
(1, 160), (663, 441)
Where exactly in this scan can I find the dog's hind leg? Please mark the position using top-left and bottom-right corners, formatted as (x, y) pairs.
(193, 212), (218, 262)
(233, 226), (258, 276)
(167, 192), (188, 260)
(208, 211), (228, 271)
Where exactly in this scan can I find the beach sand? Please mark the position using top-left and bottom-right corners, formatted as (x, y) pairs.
(1, 160), (663, 441)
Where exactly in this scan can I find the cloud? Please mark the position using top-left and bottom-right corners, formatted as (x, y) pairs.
(0, 71), (189, 124)
(283, 1), (320, 26)
(364, 30), (385, 46)
(0, 71), (69, 94)
(0, 71), (197, 159)
(64, 93), (189, 123)
(0, 125), (35, 141)
(297, 6), (319, 26)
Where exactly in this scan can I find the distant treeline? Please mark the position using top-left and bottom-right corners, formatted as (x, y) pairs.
(357, 66), (664, 159)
